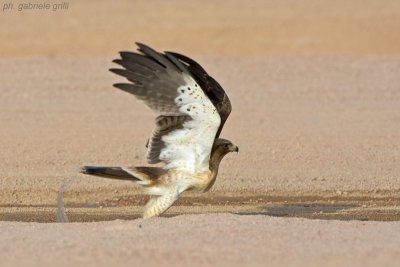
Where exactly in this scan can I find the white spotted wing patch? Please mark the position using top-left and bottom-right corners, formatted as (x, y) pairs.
(159, 74), (221, 173)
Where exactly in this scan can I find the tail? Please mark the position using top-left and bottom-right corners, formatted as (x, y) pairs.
(80, 166), (139, 181)
(81, 165), (181, 218)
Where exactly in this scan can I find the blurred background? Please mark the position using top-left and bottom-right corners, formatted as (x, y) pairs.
(1, 0), (400, 57)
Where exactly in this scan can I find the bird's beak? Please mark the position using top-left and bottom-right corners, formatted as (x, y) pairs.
(231, 145), (239, 153)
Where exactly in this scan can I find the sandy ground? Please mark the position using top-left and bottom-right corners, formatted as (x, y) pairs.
(1, 0), (400, 266)
(2, 214), (400, 267)
(1, 56), (399, 204)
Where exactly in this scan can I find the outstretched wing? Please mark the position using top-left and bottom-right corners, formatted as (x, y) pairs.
(166, 52), (232, 138)
(110, 43), (221, 173)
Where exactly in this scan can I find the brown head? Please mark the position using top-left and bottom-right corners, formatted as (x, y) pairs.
(203, 138), (238, 191)
(210, 138), (239, 169)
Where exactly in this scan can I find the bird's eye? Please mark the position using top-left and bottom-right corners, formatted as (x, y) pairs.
(223, 143), (230, 150)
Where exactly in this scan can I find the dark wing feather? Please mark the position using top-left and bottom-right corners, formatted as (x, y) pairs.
(166, 52), (232, 137)
(136, 42), (178, 70)
(110, 44), (185, 115)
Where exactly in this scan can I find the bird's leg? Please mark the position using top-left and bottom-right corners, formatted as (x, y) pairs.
(143, 188), (179, 218)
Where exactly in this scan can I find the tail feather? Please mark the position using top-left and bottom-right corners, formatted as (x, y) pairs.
(81, 165), (185, 218)
(80, 166), (139, 181)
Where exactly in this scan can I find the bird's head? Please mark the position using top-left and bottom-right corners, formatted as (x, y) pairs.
(212, 138), (239, 156)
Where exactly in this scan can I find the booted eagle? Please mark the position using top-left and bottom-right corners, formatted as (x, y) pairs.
(81, 43), (238, 218)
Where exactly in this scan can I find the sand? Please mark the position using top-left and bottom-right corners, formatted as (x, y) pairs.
(2, 214), (400, 267)
(1, 0), (400, 266)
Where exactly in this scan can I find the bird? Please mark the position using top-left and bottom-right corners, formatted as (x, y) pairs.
(80, 43), (238, 218)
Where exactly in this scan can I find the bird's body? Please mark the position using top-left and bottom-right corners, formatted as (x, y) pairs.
(81, 43), (237, 218)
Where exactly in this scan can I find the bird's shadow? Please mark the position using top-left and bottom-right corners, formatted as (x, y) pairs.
(232, 203), (360, 220)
